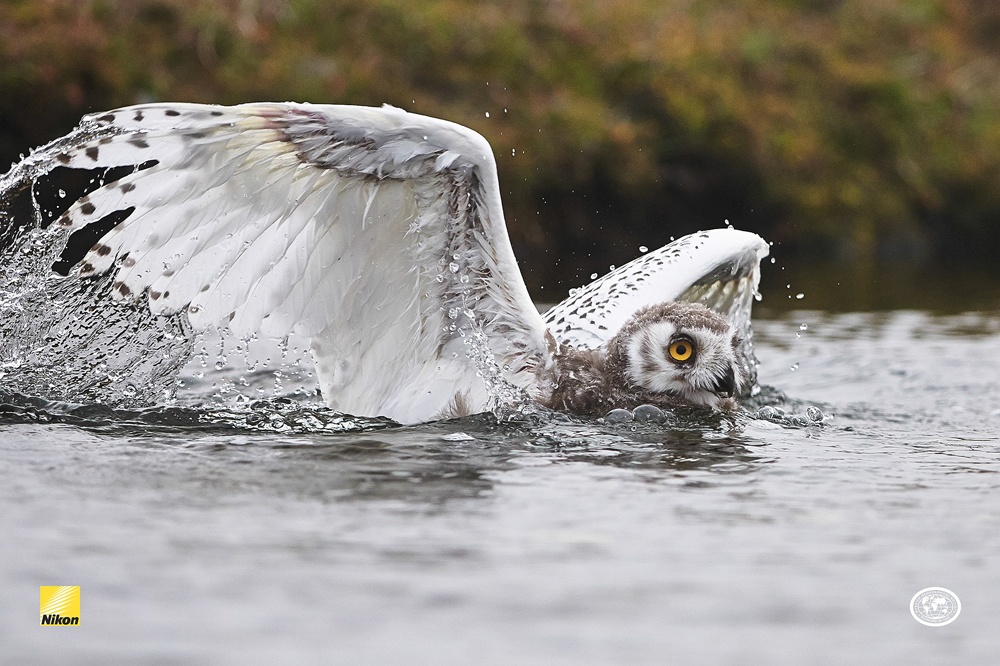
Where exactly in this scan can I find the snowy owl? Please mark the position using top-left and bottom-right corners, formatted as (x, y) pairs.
(3, 103), (768, 423)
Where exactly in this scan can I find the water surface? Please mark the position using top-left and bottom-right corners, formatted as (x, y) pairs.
(2, 305), (999, 664)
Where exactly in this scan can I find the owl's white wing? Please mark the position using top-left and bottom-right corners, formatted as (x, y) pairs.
(44, 102), (549, 423)
(545, 229), (769, 349)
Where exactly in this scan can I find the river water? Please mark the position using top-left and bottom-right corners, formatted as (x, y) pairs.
(2, 268), (1000, 664)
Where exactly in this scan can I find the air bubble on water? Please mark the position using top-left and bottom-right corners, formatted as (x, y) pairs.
(639, 245), (648, 253)
(799, 323), (808, 331)
(632, 404), (665, 424)
(435, 274), (444, 282)
(770, 257), (776, 264)
(790, 362), (799, 371)
(754, 405), (782, 420)
(449, 262), (460, 273)
(58, 189), (66, 198)
(590, 273), (598, 280)
(604, 408), (634, 424)
(806, 406), (824, 422)
(459, 274), (470, 284)
(609, 265), (615, 270)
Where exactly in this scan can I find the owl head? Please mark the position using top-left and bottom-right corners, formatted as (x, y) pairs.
(608, 302), (744, 409)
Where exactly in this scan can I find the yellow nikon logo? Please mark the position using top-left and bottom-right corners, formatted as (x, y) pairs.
(39, 586), (80, 626)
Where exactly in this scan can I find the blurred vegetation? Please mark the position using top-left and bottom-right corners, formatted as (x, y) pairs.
(2, 0), (1000, 293)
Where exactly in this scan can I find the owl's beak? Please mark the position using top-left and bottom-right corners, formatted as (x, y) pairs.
(712, 365), (737, 398)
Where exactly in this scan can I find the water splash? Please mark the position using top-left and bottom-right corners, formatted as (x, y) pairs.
(458, 309), (539, 422)
(0, 125), (194, 407)
(0, 389), (393, 434)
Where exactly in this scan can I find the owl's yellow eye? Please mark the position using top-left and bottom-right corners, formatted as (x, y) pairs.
(668, 339), (694, 362)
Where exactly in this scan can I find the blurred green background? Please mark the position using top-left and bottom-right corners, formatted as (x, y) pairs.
(2, 0), (1000, 301)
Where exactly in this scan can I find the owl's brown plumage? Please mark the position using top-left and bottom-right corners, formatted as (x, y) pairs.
(539, 302), (742, 417)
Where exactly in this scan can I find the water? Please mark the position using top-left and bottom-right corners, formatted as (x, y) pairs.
(2, 130), (998, 663)
(2, 304), (999, 664)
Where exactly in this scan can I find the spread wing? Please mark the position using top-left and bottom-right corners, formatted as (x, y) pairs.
(544, 229), (769, 388)
(37, 102), (549, 423)
(544, 229), (769, 348)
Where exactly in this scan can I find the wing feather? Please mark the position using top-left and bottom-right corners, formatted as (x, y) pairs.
(545, 229), (769, 349)
(33, 102), (549, 422)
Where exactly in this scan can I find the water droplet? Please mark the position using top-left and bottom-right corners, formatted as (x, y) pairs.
(485, 111), (490, 118)
(58, 189), (66, 198)
(590, 273), (598, 280)
(799, 323), (808, 331)
(639, 245), (648, 253)
(796, 293), (804, 300)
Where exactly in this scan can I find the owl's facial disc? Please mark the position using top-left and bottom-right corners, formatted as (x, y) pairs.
(623, 315), (743, 409)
